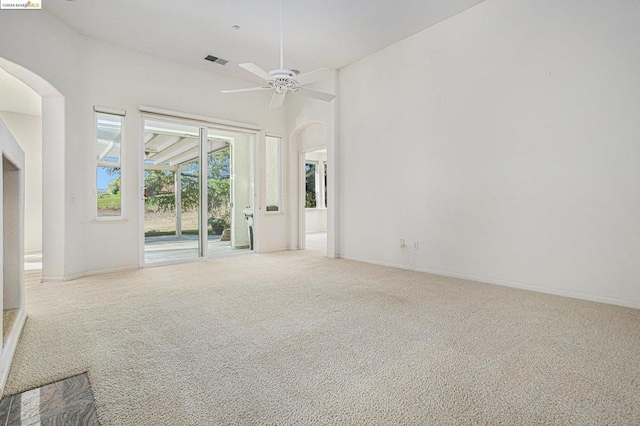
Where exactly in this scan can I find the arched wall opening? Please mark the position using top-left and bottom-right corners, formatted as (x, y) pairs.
(0, 67), (41, 256)
(0, 57), (66, 281)
(290, 120), (337, 257)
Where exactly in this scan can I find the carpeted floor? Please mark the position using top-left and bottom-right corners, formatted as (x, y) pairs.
(4, 249), (640, 424)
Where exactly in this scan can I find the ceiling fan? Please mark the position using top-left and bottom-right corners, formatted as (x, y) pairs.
(221, 0), (336, 109)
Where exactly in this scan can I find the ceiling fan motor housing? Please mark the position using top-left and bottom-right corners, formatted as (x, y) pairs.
(269, 69), (299, 94)
(269, 69), (297, 79)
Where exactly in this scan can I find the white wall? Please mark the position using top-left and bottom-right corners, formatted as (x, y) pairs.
(0, 112), (41, 253)
(0, 11), (288, 278)
(0, 11), (79, 281)
(339, 0), (640, 307)
(306, 210), (327, 234)
(79, 38), (288, 274)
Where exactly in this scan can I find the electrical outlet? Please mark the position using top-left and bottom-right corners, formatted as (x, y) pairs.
(400, 238), (405, 248)
(412, 241), (419, 250)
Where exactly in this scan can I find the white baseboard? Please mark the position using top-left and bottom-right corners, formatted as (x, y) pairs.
(75, 265), (138, 279)
(339, 255), (640, 310)
(42, 265), (138, 283)
(258, 246), (289, 253)
(40, 275), (65, 282)
(0, 308), (27, 395)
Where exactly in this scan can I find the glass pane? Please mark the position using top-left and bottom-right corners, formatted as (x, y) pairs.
(305, 162), (317, 208)
(324, 162), (328, 208)
(207, 129), (254, 256)
(96, 113), (123, 217)
(207, 148), (231, 237)
(179, 159), (200, 238)
(265, 136), (281, 212)
(144, 169), (175, 217)
(143, 119), (201, 264)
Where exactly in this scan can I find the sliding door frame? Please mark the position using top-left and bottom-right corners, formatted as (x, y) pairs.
(139, 110), (262, 267)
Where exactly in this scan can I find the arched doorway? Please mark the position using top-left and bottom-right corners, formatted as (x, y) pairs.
(0, 57), (66, 281)
(0, 66), (42, 283)
(290, 121), (337, 258)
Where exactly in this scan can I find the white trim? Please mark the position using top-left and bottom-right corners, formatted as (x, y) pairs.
(139, 117), (146, 268)
(142, 248), (255, 269)
(139, 106), (261, 132)
(139, 113), (260, 265)
(46, 265), (140, 282)
(91, 217), (129, 224)
(0, 309), (27, 395)
(259, 245), (288, 253)
(40, 276), (65, 282)
(94, 105), (126, 116)
(339, 255), (640, 310)
(303, 159), (327, 210)
(265, 132), (284, 139)
(94, 110), (125, 221)
(198, 127), (208, 257)
(297, 150), (306, 250)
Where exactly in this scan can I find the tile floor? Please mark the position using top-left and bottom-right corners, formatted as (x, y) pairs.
(0, 373), (98, 425)
(144, 234), (251, 264)
(305, 232), (327, 250)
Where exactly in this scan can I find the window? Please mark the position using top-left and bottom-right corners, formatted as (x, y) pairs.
(95, 109), (125, 218)
(305, 159), (328, 209)
(265, 136), (282, 212)
(324, 161), (327, 208)
(305, 161), (317, 208)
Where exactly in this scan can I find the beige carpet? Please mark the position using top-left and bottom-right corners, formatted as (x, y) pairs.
(4, 249), (640, 424)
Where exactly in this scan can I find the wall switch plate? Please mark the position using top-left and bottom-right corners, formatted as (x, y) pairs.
(70, 195), (77, 205)
(400, 238), (405, 248)
(412, 241), (419, 250)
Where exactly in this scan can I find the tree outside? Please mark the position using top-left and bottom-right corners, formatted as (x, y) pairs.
(144, 149), (231, 236)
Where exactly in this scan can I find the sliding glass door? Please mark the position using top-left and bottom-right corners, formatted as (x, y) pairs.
(142, 117), (255, 265)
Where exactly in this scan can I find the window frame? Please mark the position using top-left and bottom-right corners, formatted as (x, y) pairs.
(322, 160), (327, 209)
(265, 135), (283, 215)
(93, 106), (126, 222)
(305, 159), (328, 210)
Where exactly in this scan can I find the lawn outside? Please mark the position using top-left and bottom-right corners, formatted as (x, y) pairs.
(145, 209), (200, 235)
(97, 193), (121, 217)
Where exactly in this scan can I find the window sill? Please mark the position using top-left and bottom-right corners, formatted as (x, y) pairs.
(92, 217), (128, 224)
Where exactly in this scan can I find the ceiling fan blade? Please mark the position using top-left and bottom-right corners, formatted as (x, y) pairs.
(269, 92), (286, 109)
(296, 87), (336, 102)
(295, 67), (332, 86)
(221, 87), (271, 94)
(239, 63), (272, 81)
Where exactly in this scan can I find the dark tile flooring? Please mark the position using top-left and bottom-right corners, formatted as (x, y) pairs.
(0, 373), (99, 425)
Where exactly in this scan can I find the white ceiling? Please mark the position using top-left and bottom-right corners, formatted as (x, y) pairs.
(45, 0), (486, 82)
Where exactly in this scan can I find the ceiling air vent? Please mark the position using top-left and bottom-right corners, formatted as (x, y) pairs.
(204, 55), (228, 66)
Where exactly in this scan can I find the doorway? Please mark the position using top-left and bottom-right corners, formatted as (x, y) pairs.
(0, 65), (44, 284)
(303, 149), (327, 251)
(141, 117), (255, 265)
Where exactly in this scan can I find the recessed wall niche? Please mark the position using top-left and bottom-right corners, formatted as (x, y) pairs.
(0, 119), (26, 395)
